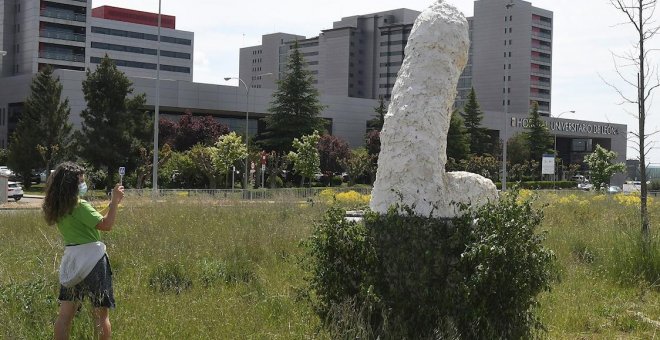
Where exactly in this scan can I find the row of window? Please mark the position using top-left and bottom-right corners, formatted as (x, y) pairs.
(91, 42), (191, 59)
(90, 26), (192, 46)
(252, 67), (262, 72)
(380, 61), (402, 67)
(379, 73), (397, 78)
(380, 28), (412, 36)
(252, 58), (262, 63)
(251, 49), (262, 55)
(380, 51), (404, 56)
(302, 51), (319, 57)
(380, 40), (406, 46)
(89, 57), (190, 73)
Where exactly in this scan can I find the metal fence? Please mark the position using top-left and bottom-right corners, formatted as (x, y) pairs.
(124, 187), (372, 202)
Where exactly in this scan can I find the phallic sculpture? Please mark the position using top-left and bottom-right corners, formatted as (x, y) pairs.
(370, 0), (498, 218)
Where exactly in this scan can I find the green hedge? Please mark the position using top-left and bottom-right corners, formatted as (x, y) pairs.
(495, 180), (576, 190)
(305, 191), (557, 339)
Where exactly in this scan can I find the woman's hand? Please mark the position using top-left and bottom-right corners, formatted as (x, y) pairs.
(110, 183), (124, 205)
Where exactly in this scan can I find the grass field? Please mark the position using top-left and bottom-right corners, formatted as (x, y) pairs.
(1, 191), (659, 339)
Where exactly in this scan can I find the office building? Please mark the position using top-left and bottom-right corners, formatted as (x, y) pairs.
(240, 0), (553, 115)
(0, 1), (193, 79)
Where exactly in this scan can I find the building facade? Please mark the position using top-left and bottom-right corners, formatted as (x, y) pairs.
(0, 1), (193, 80)
(239, 0), (553, 115)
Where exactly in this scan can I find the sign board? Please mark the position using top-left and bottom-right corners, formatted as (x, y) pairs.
(261, 164), (266, 171)
(541, 154), (555, 175)
(118, 167), (125, 176)
(260, 152), (267, 165)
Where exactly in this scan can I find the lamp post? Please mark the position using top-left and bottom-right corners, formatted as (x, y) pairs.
(224, 73), (273, 190)
(502, 0), (514, 191)
(552, 110), (575, 182)
(152, 0), (162, 199)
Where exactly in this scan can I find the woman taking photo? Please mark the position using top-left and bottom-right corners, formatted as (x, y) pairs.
(42, 162), (124, 340)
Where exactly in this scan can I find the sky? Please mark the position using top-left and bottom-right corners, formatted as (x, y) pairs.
(92, 0), (660, 163)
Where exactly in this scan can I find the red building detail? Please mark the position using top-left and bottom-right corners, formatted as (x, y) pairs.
(92, 6), (176, 29)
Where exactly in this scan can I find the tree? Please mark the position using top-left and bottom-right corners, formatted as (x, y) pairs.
(507, 133), (531, 166)
(461, 88), (492, 156)
(606, 0), (658, 240)
(317, 134), (350, 174)
(0, 148), (8, 165)
(525, 101), (553, 163)
(214, 132), (248, 182)
(367, 97), (387, 131)
(188, 144), (221, 189)
(340, 148), (374, 186)
(288, 131), (321, 187)
(171, 110), (229, 151)
(447, 109), (470, 163)
(8, 66), (72, 188)
(257, 41), (326, 153)
(77, 55), (151, 191)
(134, 143), (172, 189)
(584, 144), (626, 191)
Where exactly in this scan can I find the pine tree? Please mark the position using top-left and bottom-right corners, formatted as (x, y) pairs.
(367, 96), (387, 131)
(77, 55), (151, 191)
(525, 101), (553, 163)
(447, 109), (470, 162)
(461, 88), (492, 156)
(8, 66), (72, 188)
(257, 41), (326, 153)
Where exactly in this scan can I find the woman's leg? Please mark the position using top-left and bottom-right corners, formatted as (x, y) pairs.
(92, 307), (111, 340)
(54, 301), (80, 340)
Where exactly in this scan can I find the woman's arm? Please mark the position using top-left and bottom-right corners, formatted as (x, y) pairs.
(96, 184), (124, 231)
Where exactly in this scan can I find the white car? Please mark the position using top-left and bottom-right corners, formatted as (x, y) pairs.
(8, 181), (24, 201)
(0, 166), (11, 176)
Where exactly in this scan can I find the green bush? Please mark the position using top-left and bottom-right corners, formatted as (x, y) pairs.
(148, 262), (192, 294)
(495, 181), (576, 190)
(305, 191), (557, 339)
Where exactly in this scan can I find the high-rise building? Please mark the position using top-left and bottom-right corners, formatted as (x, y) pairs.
(0, 1), (193, 81)
(239, 0), (553, 115)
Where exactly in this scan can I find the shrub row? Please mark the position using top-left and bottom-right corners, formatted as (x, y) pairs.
(495, 180), (576, 190)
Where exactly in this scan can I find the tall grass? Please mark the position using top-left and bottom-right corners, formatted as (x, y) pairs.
(1, 191), (660, 338)
(0, 198), (326, 339)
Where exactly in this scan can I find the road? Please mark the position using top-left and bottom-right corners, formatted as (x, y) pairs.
(0, 195), (43, 210)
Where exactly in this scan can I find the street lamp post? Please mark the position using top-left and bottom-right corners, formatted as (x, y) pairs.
(224, 73), (272, 190)
(502, 0), (514, 191)
(152, 0), (162, 199)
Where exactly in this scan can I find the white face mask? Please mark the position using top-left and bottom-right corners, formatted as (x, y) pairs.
(78, 182), (88, 196)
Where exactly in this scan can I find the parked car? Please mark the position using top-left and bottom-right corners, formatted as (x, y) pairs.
(606, 185), (622, 194)
(578, 181), (593, 191)
(0, 166), (12, 177)
(7, 181), (23, 201)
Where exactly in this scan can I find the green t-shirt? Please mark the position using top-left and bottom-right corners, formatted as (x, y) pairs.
(57, 200), (104, 246)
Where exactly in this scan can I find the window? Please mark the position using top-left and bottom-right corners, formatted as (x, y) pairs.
(509, 27), (512, 33)
(504, 40), (507, 45)
(510, 15), (513, 21)
(509, 39), (512, 44)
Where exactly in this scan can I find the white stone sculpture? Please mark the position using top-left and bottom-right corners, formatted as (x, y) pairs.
(370, 0), (498, 218)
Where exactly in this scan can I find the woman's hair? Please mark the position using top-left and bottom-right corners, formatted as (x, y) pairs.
(42, 162), (85, 225)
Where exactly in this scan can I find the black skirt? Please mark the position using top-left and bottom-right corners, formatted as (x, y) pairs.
(58, 254), (115, 308)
